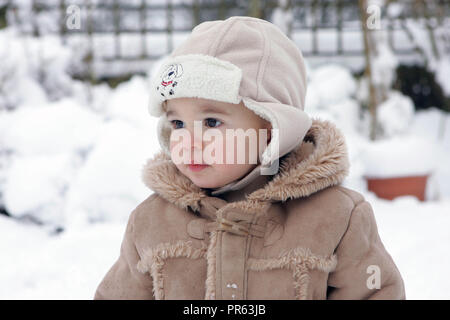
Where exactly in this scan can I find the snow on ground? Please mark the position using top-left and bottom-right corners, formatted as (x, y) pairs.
(365, 193), (450, 300)
(0, 214), (126, 299)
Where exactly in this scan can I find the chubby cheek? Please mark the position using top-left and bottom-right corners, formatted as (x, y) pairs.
(222, 135), (260, 166)
(169, 136), (190, 162)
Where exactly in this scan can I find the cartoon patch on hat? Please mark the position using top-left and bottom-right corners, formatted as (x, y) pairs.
(156, 63), (184, 98)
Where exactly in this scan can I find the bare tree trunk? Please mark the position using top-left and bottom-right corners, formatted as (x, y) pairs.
(192, 0), (200, 27)
(85, 0), (95, 104)
(249, 0), (262, 19)
(167, 0), (173, 54)
(359, 0), (378, 141)
(218, 0), (227, 20)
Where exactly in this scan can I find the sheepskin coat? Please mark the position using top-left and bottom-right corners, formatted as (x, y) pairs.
(94, 118), (405, 300)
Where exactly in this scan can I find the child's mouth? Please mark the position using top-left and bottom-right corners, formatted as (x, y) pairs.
(188, 164), (209, 172)
(187, 157), (211, 171)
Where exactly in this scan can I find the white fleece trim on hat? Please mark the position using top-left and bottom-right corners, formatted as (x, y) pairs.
(157, 113), (172, 156)
(148, 53), (243, 117)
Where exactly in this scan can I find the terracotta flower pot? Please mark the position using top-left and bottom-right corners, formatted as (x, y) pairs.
(364, 174), (429, 201)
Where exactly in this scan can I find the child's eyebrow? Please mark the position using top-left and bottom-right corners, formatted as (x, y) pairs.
(200, 107), (230, 115)
(166, 106), (230, 117)
(166, 110), (176, 117)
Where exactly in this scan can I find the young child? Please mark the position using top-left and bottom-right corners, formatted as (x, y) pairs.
(94, 16), (405, 300)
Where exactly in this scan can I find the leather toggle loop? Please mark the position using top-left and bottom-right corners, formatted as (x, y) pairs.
(204, 218), (265, 238)
(216, 217), (250, 236)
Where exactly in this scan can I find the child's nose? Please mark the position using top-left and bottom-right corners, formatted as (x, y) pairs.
(183, 126), (203, 151)
(190, 135), (203, 151)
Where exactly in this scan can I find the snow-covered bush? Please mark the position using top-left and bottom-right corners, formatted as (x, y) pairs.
(0, 27), (86, 111)
(2, 98), (102, 155)
(1, 73), (159, 228)
(306, 64), (361, 134)
(270, 0), (294, 37)
(1, 98), (103, 225)
(0, 29), (48, 110)
(308, 64), (357, 108)
(26, 36), (79, 101)
(371, 40), (398, 96)
(377, 90), (415, 138)
(63, 76), (159, 227)
(404, 17), (450, 98)
(63, 119), (153, 226)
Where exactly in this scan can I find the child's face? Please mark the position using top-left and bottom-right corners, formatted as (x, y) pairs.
(165, 97), (271, 189)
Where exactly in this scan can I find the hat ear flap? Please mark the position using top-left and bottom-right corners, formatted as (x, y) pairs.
(157, 114), (172, 157)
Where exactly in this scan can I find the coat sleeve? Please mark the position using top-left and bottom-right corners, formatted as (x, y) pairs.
(326, 199), (406, 300)
(93, 208), (154, 300)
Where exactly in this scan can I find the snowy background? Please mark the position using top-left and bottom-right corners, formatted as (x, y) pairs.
(1, 0), (450, 299)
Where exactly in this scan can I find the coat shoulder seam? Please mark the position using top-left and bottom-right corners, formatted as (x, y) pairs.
(335, 186), (365, 208)
(333, 188), (368, 251)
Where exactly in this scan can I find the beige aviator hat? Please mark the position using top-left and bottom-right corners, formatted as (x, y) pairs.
(148, 16), (312, 194)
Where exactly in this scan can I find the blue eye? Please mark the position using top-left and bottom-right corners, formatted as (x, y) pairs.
(170, 120), (184, 129)
(205, 118), (222, 128)
(168, 71), (174, 76)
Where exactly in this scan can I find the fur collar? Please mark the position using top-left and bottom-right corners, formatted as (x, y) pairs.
(141, 118), (349, 211)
